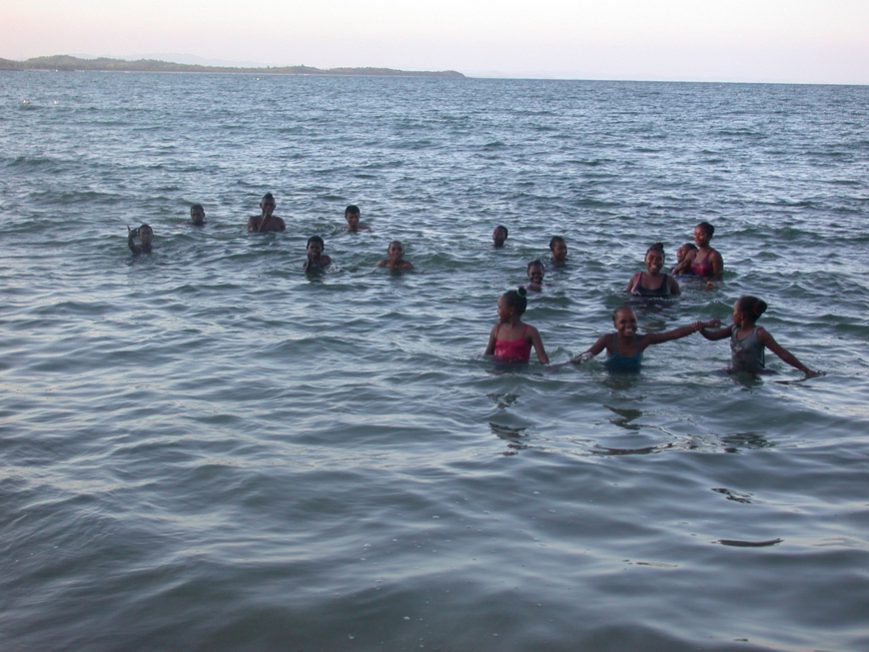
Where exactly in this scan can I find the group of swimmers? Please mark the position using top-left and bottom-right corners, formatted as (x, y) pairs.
(127, 193), (414, 270)
(486, 221), (819, 378)
(127, 197), (818, 379)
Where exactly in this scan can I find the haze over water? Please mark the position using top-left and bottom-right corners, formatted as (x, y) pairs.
(2, 72), (868, 651)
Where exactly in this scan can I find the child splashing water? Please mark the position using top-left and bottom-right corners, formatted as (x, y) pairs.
(485, 288), (549, 365)
(571, 305), (717, 372)
(699, 296), (820, 377)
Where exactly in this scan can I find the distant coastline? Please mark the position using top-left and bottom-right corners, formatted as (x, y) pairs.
(0, 55), (465, 78)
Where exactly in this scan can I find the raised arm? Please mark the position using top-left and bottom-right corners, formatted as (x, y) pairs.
(757, 328), (818, 377)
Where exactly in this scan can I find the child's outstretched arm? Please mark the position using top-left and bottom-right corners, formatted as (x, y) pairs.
(643, 319), (720, 347)
(757, 328), (819, 377)
(698, 323), (731, 341)
(529, 326), (550, 364)
(570, 334), (609, 364)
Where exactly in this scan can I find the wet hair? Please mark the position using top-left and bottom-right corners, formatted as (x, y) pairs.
(494, 225), (508, 237)
(307, 235), (325, 249)
(736, 296), (768, 322)
(527, 259), (544, 273)
(680, 242), (697, 252)
(345, 204), (360, 217)
(646, 242), (665, 257)
(388, 240), (404, 250)
(502, 287), (528, 316)
(612, 304), (637, 324)
(549, 236), (566, 250)
(696, 221), (715, 238)
(138, 223), (153, 237)
(261, 192), (275, 204)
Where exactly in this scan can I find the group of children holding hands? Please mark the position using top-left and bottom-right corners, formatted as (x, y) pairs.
(486, 221), (820, 379)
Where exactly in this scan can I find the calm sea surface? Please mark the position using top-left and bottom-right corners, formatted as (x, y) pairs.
(1, 71), (868, 651)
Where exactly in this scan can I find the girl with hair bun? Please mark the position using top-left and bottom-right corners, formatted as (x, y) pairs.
(627, 242), (681, 297)
(699, 296), (819, 377)
(485, 287), (549, 365)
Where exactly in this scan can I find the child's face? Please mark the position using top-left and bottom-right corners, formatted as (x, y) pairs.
(190, 207), (205, 225)
(388, 242), (404, 259)
(527, 264), (544, 284)
(261, 197), (276, 216)
(613, 308), (637, 338)
(307, 241), (323, 257)
(345, 212), (360, 229)
(645, 250), (664, 273)
(676, 245), (689, 262)
(492, 227), (507, 247)
(551, 240), (567, 261)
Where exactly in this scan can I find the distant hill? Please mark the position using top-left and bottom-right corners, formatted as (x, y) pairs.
(0, 55), (465, 78)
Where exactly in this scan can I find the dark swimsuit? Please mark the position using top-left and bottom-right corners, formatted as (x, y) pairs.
(631, 274), (673, 298)
(494, 325), (532, 363)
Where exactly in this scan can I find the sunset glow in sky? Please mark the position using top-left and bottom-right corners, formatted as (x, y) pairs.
(2, 0), (867, 83)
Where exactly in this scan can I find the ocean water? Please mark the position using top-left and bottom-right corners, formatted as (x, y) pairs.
(1, 71), (868, 651)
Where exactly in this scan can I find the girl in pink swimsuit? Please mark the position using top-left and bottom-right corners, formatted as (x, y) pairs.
(671, 221), (723, 281)
(485, 288), (550, 365)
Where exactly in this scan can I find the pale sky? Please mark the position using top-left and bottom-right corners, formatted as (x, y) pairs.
(2, 0), (867, 83)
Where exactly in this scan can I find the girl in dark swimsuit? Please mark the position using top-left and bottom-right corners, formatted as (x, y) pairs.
(627, 242), (680, 298)
(485, 287), (549, 365)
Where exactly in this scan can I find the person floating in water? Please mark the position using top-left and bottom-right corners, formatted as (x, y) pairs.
(247, 192), (286, 233)
(190, 204), (206, 227)
(525, 259), (545, 292)
(377, 240), (413, 270)
(344, 204), (370, 232)
(627, 242), (680, 297)
(492, 224), (508, 248)
(303, 235), (332, 273)
(671, 242), (697, 275)
(128, 224), (153, 254)
(671, 221), (722, 281)
(485, 287), (549, 365)
(549, 236), (568, 267)
(699, 296), (819, 377)
(570, 305), (717, 372)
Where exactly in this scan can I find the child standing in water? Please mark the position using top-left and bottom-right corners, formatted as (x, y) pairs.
(303, 235), (332, 272)
(344, 205), (370, 232)
(492, 225), (508, 248)
(377, 240), (413, 270)
(627, 242), (680, 297)
(525, 260), (545, 292)
(127, 224), (154, 254)
(699, 296), (819, 377)
(485, 287), (549, 365)
(571, 305), (717, 372)
(549, 236), (568, 267)
(190, 204), (206, 226)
